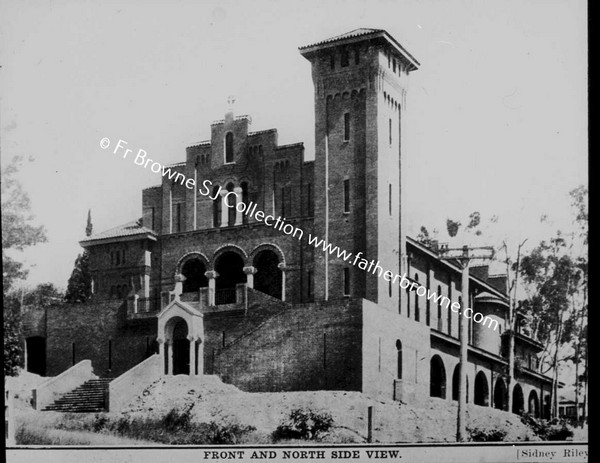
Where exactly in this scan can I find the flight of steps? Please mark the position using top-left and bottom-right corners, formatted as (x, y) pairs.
(42, 378), (112, 413)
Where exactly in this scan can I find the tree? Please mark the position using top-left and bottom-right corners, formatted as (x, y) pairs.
(64, 210), (93, 303)
(416, 226), (439, 251)
(2, 156), (46, 290)
(2, 156), (47, 375)
(519, 235), (581, 418)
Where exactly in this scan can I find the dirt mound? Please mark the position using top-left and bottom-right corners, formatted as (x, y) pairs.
(116, 375), (538, 443)
(5, 370), (46, 409)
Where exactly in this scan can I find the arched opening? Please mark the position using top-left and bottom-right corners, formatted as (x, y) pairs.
(452, 364), (469, 402)
(430, 355), (446, 399)
(396, 340), (402, 379)
(494, 377), (508, 411)
(170, 317), (190, 375)
(26, 337), (46, 376)
(528, 390), (540, 417)
(225, 132), (234, 163)
(512, 383), (525, 415)
(474, 371), (490, 406)
(215, 251), (246, 304)
(253, 250), (282, 299)
(181, 259), (208, 293)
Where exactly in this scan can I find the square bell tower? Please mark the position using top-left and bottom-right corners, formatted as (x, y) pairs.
(300, 29), (419, 311)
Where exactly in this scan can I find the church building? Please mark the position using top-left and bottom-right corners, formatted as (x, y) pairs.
(23, 28), (552, 418)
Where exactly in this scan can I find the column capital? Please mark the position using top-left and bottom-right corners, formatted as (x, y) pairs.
(174, 273), (186, 283)
(243, 266), (257, 275)
(277, 263), (287, 271)
(157, 338), (165, 344)
(233, 186), (243, 194)
(205, 270), (219, 279)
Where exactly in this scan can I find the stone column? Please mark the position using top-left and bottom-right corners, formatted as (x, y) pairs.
(220, 190), (228, 227)
(157, 338), (165, 375)
(188, 335), (196, 377)
(167, 341), (174, 375)
(243, 266), (257, 289)
(205, 270), (219, 306)
(234, 187), (243, 225)
(197, 339), (204, 376)
(278, 263), (287, 302)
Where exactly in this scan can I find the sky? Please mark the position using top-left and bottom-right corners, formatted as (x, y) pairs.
(1, 0), (588, 290)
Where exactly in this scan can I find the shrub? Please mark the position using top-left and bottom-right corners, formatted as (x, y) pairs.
(467, 427), (508, 442)
(273, 408), (334, 441)
(520, 413), (574, 441)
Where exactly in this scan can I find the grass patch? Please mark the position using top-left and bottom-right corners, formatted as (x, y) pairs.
(55, 405), (256, 445)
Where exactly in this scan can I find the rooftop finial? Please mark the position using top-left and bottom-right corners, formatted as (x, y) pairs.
(227, 95), (236, 112)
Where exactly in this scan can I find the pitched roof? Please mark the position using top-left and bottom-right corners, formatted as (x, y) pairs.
(299, 28), (384, 49)
(299, 28), (420, 70)
(80, 220), (156, 245)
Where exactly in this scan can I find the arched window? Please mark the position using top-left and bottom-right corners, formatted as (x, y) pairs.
(225, 132), (234, 163)
(212, 185), (221, 227)
(430, 355), (446, 399)
(396, 340), (403, 379)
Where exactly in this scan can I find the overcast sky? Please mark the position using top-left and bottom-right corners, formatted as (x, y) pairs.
(1, 0), (587, 289)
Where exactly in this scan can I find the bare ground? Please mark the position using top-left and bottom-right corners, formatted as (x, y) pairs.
(9, 372), (587, 444)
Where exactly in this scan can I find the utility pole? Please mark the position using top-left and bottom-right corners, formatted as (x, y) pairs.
(439, 244), (494, 442)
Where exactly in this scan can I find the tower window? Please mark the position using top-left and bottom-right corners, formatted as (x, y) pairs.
(393, 59), (397, 73)
(343, 179), (350, 212)
(307, 271), (313, 300)
(174, 203), (182, 232)
(281, 187), (286, 216)
(396, 340), (403, 379)
(437, 285), (443, 331)
(212, 185), (221, 227)
(307, 183), (313, 216)
(343, 113), (350, 141)
(343, 267), (350, 296)
(225, 132), (234, 163)
(389, 118), (392, 145)
(354, 48), (360, 65)
(389, 280), (392, 298)
(150, 207), (155, 230)
(341, 48), (349, 67)
(414, 274), (420, 322)
(330, 53), (335, 70)
(389, 184), (392, 216)
(241, 182), (249, 224)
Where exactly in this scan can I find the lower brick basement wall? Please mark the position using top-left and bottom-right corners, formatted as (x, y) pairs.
(45, 300), (157, 378)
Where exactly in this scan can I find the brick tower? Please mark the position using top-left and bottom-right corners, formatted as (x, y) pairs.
(300, 29), (419, 311)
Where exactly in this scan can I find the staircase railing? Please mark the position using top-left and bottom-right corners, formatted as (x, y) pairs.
(108, 354), (162, 412)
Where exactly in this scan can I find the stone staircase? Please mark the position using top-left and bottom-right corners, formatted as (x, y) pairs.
(42, 378), (112, 413)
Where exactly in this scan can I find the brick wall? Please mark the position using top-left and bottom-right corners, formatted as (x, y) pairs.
(44, 300), (156, 378)
(213, 298), (363, 392)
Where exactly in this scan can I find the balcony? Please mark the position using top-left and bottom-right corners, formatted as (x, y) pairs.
(126, 295), (161, 320)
